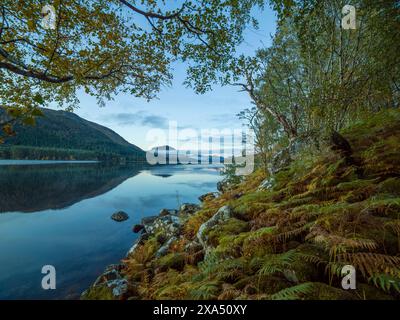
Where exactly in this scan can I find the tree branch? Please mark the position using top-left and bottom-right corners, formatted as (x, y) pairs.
(117, 0), (184, 20)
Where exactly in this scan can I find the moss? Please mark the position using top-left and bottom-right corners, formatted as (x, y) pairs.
(214, 232), (250, 258)
(242, 227), (277, 256)
(378, 178), (400, 196)
(232, 191), (272, 217)
(81, 285), (115, 300)
(119, 110), (400, 300)
(206, 218), (249, 247)
(304, 282), (356, 300)
(355, 283), (395, 300)
(337, 179), (376, 192)
(156, 253), (186, 271)
(276, 196), (315, 209)
(257, 275), (292, 295)
(154, 285), (189, 300)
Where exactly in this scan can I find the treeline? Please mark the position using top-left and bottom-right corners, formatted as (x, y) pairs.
(0, 145), (145, 163)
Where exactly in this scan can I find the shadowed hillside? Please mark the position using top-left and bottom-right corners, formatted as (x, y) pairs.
(0, 108), (145, 162)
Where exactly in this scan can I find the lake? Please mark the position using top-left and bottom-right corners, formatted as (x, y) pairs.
(0, 161), (223, 299)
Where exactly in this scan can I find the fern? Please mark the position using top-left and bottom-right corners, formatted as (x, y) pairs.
(190, 281), (220, 300)
(297, 252), (327, 266)
(339, 252), (400, 278)
(255, 250), (298, 277)
(275, 222), (313, 242)
(369, 274), (400, 293)
(270, 282), (315, 300)
(218, 284), (241, 300)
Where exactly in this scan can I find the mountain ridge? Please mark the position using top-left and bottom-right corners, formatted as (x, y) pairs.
(0, 108), (145, 162)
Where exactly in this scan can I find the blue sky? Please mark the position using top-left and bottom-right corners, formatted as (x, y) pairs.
(74, 4), (277, 151)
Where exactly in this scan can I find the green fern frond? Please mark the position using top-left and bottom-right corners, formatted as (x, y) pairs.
(270, 282), (315, 300)
(369, 273), (400, 293)
(256, 250), (298, 277)
(190, 281), (220, 300)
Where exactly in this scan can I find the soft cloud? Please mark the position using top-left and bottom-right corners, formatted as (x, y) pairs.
(101, 111), (169, 128)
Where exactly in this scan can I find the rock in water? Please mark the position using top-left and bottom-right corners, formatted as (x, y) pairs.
(111, 211), (129, 222)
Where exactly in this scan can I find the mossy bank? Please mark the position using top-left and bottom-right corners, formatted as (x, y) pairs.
(83, 110), (400, 300)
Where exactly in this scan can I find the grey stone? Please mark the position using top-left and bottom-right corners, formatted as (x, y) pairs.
(179, 203), (200, 214)
(268, 137), (307, 175)
(111, 211), (129, 222)
(141, 215), (158, 225)
(199, 192), (219, 202)
(155, 236), (178, 258)
(283, 269), (299, 284)
(159, 209), (179, 217)
(85, 264), (128, 299)
(196, 206), (232, 255)
(258, 177), (274, 190)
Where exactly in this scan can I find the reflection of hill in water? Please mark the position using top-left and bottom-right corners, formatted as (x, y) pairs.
(0, 164), (142, 213)
(151, 173), (173, 178)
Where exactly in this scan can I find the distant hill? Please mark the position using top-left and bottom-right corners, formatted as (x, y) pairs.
(149, 145), (225, 165)
(0, 108), (145, 162)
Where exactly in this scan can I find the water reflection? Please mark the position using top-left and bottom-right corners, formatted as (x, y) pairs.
(0, 162), (222, 299)
(0, 164), (142, 213)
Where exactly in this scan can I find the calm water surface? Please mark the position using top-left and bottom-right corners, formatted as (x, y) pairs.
(0, 161), (222, 299)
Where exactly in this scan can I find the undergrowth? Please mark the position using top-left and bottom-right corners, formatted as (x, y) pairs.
(114, 110), (400, 300)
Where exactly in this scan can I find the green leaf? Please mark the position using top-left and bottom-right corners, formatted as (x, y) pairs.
(33, 94), (45, 105)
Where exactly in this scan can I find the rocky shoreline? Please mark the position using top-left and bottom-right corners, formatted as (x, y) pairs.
(81, 112), (400, 300)
(81, 192), (220, 300)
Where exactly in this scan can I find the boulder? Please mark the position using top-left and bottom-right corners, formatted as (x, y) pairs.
(179, 203), (200, 215)
(155, 236), (178, 258)
(258, 177), (274, 190)
(196, 206), (232, 256)
(268, 137), (307, 175)
(141, 213), (183, 238)
(82, 264), (128, 300)
(132, 224), (144, 233)
(127, 242), (139, 257)
(268, 147), (292, 175)
(141, 215), (158, 225)
(159, 208), (178, 217)
(283, 269), (299, 284)
(198, 192), (219, 202)
(111, 211), (129, 222)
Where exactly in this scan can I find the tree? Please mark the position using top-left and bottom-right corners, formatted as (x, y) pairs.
(0, 0), (264, 138)
(235, 0), (400, 158)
